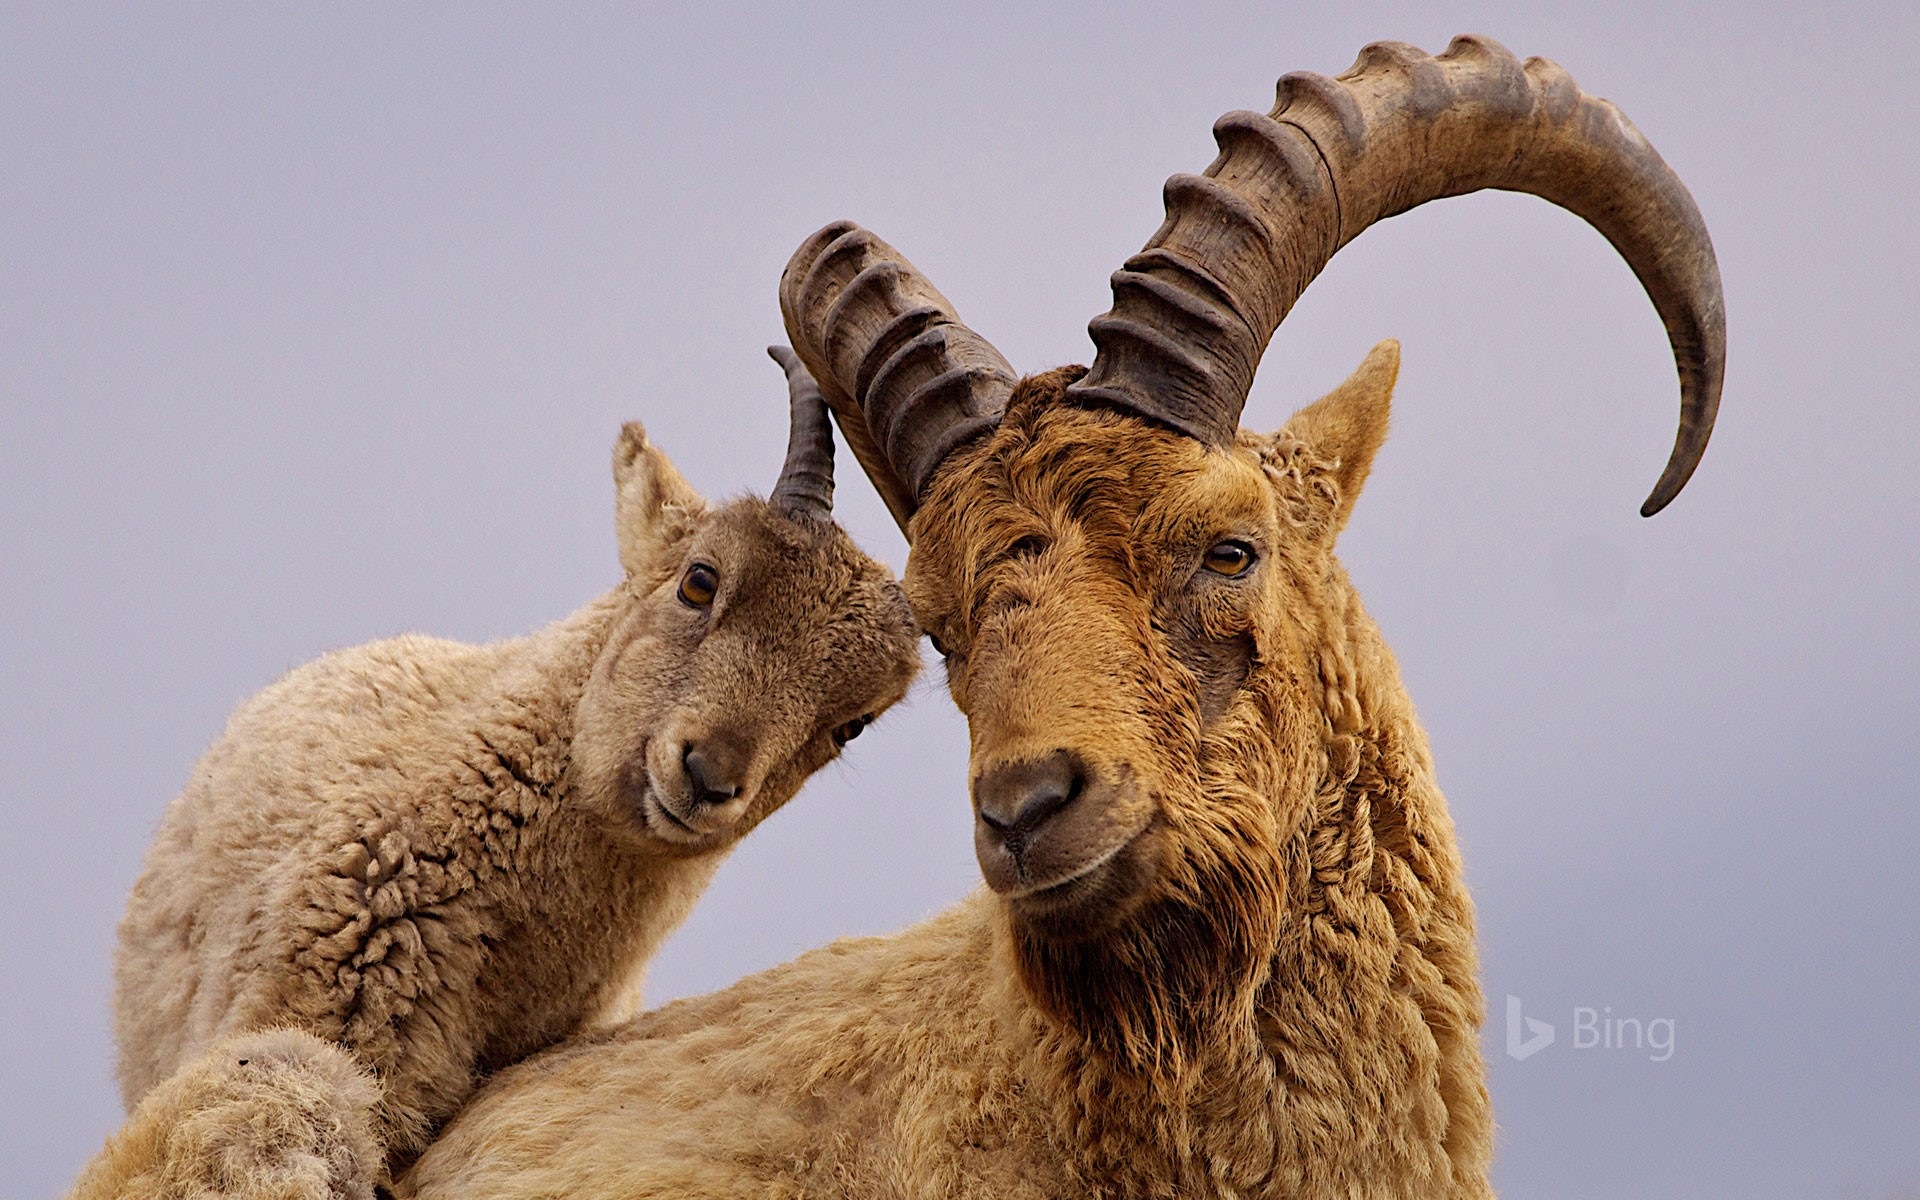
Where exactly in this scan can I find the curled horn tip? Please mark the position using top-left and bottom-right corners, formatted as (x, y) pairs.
(1639, 367), (1720, 516)
(1083, 34), (1723, 514)
(767, 343), (812, 389)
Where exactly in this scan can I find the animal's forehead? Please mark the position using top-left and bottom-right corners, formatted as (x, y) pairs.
(697, 500), (869, 600)
(949, 407), (1272, 545)
(695, 500), (918, 677)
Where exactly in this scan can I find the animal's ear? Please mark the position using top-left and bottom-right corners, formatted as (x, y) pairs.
(1269, 340), (1398, 538)
(612, 422), (709, 577)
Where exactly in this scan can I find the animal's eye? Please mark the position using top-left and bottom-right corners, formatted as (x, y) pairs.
(677, 563), (719, 608)
(1202, 540), (1256, 577)
(832, 715), (872, 747)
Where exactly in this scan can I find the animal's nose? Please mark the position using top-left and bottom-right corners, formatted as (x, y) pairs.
(681, 738), (746, 807)
(973, 750), (1085, 856)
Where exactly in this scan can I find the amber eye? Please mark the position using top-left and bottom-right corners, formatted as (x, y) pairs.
(677, 563), (719, 608)
(1202, 540), (1256, 577)
(832, 715), (872, 747)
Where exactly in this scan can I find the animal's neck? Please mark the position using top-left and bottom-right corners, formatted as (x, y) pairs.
(993, 907), (1284, 1193)
(1244, 650), (1488, 1191)
(465, 588), (727, 1039)
(474, 589), (629, 804)
(497, 587), (721, 889)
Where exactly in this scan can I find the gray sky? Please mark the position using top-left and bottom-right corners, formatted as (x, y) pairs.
(4, 2), (1915, 1196)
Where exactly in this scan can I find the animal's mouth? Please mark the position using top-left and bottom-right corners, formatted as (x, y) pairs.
(631, 743), (739, 850)
(999, 818), (1162, 942)
(624, 745), (701, 845)
(640, 788), (700, 837)
(1001, 834), (1130, 900)
(972, 757), (1158, 915)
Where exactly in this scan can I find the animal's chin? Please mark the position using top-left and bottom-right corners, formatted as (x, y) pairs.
(1000, 821), (1162, 943)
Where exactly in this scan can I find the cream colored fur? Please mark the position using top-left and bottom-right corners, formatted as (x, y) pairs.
(83, 421), (920, 1193)
(69, 1030), (382, 1200)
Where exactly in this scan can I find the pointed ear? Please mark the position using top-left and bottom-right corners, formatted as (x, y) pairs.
(1273, 340), (1399, 537)
(612, 422), (709, 577)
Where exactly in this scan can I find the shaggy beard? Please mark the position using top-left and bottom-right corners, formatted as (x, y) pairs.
(1011, 824), (1285, 1081)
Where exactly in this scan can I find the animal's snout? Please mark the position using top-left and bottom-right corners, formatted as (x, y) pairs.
(973, 750), (1085, 862)
(681, 736), (748, 808)
(971, 750), (1158, 916)
(638, 728), (761, 843)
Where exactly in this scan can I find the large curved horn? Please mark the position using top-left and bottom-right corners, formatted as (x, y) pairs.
(780, 221), (1017, 532)
(765, 345), (836, 522)
(1065, 34), (1724, 516)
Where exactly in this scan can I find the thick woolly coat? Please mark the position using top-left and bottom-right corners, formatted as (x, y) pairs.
(102, 424), (921, 1183)
(112, 599), (687, 1150)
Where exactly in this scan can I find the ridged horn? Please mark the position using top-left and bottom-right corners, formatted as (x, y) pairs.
(1065, 34), (1724, 516)
(780, 221), (1017, 533)
(766, 345), (835, 522)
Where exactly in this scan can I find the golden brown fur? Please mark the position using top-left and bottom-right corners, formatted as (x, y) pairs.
(86, 422), (920, 1192)
(401, 342), (1493, 1198)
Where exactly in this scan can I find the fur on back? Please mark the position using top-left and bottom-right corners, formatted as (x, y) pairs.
(111, 605), (661, 1153)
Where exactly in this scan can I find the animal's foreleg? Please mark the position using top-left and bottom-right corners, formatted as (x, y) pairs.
(67, 1028), (385, 1200)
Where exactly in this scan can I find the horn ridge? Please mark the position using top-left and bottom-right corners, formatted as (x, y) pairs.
(1068, 34), (1725, 513)
(850, 302), (945, 403)
(879, 365), (1004, 479)
(781, 223), (1016, 532)
(1066, 111), (1337, 446)
(765, 345), (836, 522)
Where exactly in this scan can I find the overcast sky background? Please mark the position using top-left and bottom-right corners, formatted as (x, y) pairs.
(4, 2), (1915, 1196)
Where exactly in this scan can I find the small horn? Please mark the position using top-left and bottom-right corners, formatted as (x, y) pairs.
(766, 345), (835, 522)
(1066, 35), (1724, 515)
(781, 221), (1017, 533)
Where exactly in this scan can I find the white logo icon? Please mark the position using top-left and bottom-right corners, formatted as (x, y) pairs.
(1506, 994), (1555, 1060)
